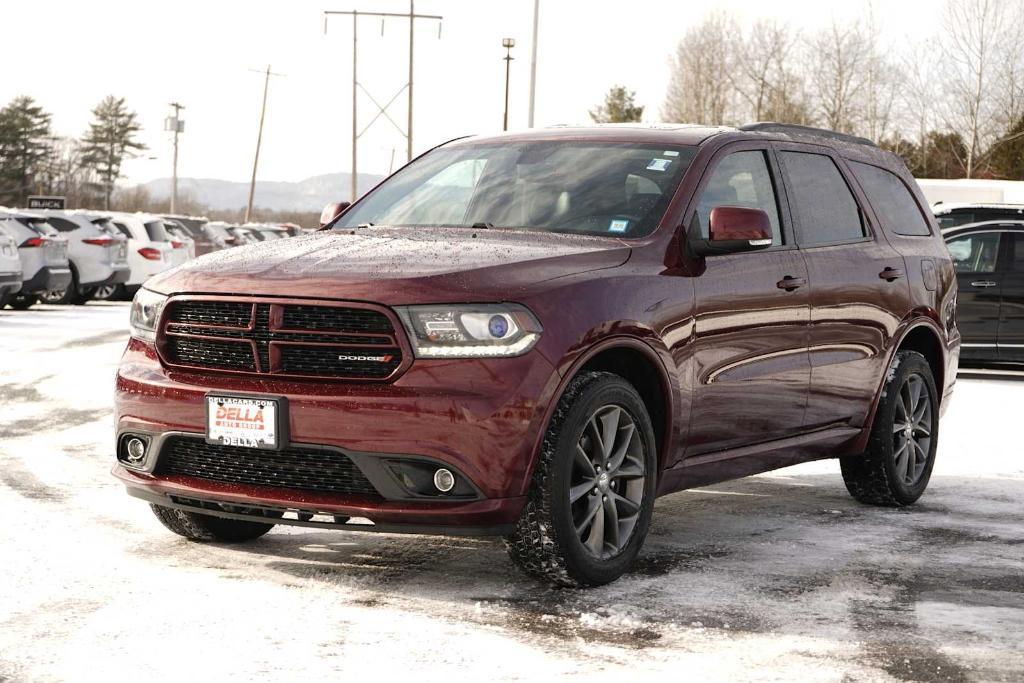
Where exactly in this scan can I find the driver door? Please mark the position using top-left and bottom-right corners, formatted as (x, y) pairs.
(685, 145), (811, 457)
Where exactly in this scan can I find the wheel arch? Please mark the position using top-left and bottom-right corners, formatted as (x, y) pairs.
(855, 318), (946, 452)
(536, 337), (678, 482)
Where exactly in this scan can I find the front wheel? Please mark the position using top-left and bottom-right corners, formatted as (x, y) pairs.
(8, 294), (38, 310)
(840, 351), (939, 506)
(150, 504), (276, 542)
(505, 371), (657, 587)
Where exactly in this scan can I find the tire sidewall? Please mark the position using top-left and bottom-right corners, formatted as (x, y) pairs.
(878, 353), (939, 504)
(548, 376), (657, 585)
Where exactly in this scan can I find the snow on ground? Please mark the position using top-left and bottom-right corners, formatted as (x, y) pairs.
(0, 303), (1022, 682)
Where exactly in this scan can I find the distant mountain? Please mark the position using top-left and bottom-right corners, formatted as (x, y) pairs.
(142, 172), (385, 212)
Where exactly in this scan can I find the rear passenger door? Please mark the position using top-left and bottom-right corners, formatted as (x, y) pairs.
(998, 232), (1024, 362)
(776, 145), (912, 432)
(945, 229), (1004, 362)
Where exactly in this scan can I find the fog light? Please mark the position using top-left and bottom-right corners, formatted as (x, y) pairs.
(126, 437), (147, 464)
(433, 468), (455, 493)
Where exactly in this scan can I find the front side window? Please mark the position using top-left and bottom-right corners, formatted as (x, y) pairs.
(694, 150), (783, 246)
(946, 232), (1001, 273)
(851, 162), (932, 236)
(781, 151), (866, 246)
(336, 142), (697, 238)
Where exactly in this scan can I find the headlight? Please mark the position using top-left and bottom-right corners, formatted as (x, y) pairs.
(129, 288), (168, 342)
(396, 304), (542, 358)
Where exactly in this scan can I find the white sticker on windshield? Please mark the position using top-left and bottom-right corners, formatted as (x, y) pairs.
(647, 158), (672, 172)
(663, 150), (680, 157)
(608, 219), (630, 233)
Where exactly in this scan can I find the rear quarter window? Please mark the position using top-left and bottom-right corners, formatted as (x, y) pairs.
(46, 217), (81, 232)
(780, 151), (865, 246)
(851, 162), (932, 236)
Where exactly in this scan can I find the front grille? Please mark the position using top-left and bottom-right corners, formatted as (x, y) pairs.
(156, 436), (381, 497)
(159, 299), (405, 381)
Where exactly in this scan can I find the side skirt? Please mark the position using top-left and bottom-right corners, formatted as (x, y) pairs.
(656, 425), (864, 495)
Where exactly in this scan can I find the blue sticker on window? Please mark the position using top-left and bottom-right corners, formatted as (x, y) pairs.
(608, 219), (629, 233)
(647, 158), (672, 172)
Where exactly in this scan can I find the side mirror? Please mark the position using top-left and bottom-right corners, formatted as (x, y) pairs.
(688, 206), (773, 257)
(319, 201), (351, 229)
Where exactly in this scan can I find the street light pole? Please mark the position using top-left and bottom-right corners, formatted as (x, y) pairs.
(407, 0), (414, 162)
(166, 102), (185, 214)
(503, 38), (515, 132)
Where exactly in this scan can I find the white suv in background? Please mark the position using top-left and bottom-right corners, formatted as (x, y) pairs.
(0, 209), (71, 309)
(103, 213), (187, 299)
(36, 210), (130, 304)
(0, 227), (22, 307)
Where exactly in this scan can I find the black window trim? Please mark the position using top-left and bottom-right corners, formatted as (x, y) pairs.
(772, 142), (876, 250)
(684, 140), (797, 254)
(945, 227), (1022, 274)
(849, 158), (935, 239)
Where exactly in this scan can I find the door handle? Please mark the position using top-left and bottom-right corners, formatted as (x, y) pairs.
(970, 281), (998, 288)
(776, 276), (806, 291)
(878, 267), (904, 281)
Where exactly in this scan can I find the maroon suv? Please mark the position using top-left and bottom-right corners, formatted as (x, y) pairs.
(115, 123), (959, 586)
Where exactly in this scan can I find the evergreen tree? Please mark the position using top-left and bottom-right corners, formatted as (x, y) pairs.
(79, 95), (145, 209)
(590, 85), (644, 124)
(989, 116), (1024, 180)
(0, 96), (53, 204)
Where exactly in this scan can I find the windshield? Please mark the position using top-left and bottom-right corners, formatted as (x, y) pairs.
(336, 141), (697, 238)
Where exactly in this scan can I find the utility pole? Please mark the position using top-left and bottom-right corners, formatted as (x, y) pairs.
(528, 0), (540, 128)
(166, 102), (185, 214)
(245, 65), (284, 223)
(502, 38), (516, 131)
(323, 7), (442, 202)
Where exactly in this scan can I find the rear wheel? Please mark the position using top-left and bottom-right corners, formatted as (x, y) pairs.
(92, 284), (117, 300)
(41, 264), (87, 305)
(0, 291), (11, 309)
(150, 504), (276, 542)
(840, 351), (939, 506)
(504, 371), (657, 587)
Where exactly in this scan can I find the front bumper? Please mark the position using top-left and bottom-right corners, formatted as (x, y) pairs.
(115, 337), (561, 534)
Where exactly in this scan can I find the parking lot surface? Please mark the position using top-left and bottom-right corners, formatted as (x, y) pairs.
(1, 303), (1022, 682)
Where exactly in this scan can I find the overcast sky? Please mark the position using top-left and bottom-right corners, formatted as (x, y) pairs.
(2, 0), (942, 187)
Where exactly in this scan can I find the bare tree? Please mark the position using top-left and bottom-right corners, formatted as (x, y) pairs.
(940, 0), (1020, 177)
(861, 4), (900, 141)
(663, 12), (740, 124)
(734, 20), (796, 121)
(807, 19), (870, 133)
(900, 42), (941, 176)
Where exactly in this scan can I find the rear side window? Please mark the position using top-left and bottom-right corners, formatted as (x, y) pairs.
(695, 150), (783, 246)
(1011, 234), (1024, 272)
(946, 232), (1001, 273)
(781, 152), (865, 246)
(851, 162), (932, 236)
(46, 217), (80, 232)
(112, 222), (133, 239)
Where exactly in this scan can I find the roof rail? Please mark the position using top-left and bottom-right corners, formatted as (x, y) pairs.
(739, 122), (877, 148)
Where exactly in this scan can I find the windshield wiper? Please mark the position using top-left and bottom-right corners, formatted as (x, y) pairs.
(471, 222), (493, 230)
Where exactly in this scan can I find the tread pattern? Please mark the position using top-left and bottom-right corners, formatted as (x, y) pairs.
(503, 371), (616, 587)
(150, 504), (275, 543)
(840, 351), (933, 507)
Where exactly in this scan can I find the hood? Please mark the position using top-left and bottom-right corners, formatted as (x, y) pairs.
(146, 227), (631, 304)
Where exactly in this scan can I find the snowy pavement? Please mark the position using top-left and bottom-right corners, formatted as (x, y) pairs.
(1, 302), (1022, 682)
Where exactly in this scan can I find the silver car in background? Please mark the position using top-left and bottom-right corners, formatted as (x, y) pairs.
(36, 210), (130, 304)
(0, 210), (71, 309)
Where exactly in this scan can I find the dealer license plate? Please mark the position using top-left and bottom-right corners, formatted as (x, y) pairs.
(205, 394), (282, 450)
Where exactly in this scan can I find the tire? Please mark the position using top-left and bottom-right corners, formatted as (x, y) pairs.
(9, 294), (38, 310)
(504, 371), (657, 587)
(72, 286), (96, 305)
(0, 291), (11, 309)
(840, 351), (939, 506)
(150, 504), (276, 542)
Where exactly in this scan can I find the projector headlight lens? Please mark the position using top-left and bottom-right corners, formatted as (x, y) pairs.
(129, 288), (168, 343)
(396, 304), (542, 358)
